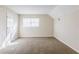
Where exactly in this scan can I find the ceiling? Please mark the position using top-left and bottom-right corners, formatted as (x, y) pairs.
(6, 5), (56, 14)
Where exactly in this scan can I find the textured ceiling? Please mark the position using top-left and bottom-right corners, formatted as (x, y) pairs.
(6, 5), (56, 14)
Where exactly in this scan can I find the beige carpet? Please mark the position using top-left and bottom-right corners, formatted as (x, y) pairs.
(0, 37), (77, 54)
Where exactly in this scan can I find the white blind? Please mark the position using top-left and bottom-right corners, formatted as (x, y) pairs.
(23, 17), (39, 27)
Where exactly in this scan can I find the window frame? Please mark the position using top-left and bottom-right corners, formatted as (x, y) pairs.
(23, 17), (40, 27)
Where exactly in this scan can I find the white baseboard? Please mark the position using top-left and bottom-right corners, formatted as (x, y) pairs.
(19, 35), (54, 38)
(54, 36), (79, 53)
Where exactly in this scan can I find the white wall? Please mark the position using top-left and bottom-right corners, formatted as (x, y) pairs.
(0, 6), (6, 46)
(49, 5), (79, 53)
(19, 14), (53, 37)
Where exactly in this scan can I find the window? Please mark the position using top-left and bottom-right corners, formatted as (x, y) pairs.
(23, 17), (39, 27)
(7, 17), (14, 27)
(7, 17), (14, 34)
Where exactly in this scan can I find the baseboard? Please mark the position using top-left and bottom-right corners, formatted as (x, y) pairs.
(53, 36), (79, 53)
(19, 35), (54, 38)
(18, 36), (54, 38)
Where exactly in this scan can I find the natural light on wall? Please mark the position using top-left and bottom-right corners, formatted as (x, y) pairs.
(23, 17), (39, 27)
(7, 17), (14, 34)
